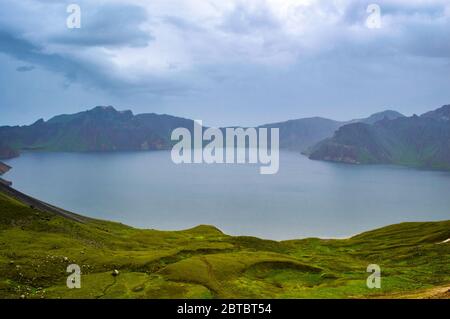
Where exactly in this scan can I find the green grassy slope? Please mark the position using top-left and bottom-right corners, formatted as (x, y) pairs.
(0, 189), (448, 299)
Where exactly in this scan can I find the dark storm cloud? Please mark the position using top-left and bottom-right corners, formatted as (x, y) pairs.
(16, 65), (35, 72)
(50, 3), (154, 48)
(0, 29), (117, 88)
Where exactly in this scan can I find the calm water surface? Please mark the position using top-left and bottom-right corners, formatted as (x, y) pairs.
(4, 151), (450, 240)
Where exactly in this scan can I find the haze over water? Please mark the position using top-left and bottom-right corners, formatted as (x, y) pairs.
(4, 151), (450, 240)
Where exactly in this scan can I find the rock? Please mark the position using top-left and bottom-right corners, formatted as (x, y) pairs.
(63, 257), (68, 262)
(112, 269), (119, 277)
(20, 295), (25, 299)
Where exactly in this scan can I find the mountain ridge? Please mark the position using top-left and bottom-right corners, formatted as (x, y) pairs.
(0, 106), (405, 159)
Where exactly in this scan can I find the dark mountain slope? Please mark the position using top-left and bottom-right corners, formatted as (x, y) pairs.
(309, 105), (450, 170)
(0, 106), (195, 154)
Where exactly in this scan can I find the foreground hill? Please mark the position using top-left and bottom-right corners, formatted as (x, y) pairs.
(0, 183), (448, 299)
(0, 106), (404, 157)
(309, 105), (450, 170)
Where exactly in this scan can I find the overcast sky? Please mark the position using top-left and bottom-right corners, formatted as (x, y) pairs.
(1, 0), (450, 127)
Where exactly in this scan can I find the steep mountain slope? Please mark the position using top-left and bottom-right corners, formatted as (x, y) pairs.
(309, 105), (450, 169)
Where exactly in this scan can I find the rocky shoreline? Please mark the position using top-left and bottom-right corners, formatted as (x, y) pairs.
(0, 161), (10, 175)
(0, 161), (12, 186)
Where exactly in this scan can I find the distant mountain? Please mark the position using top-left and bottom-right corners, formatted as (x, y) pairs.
(260, 117), (343, 151)
(0, 106), (406, 158)
(349, 110), (405, 125)
(309, 105), (450, 170)
(263, 110), (405, 151)
(0, 106), (195, 155)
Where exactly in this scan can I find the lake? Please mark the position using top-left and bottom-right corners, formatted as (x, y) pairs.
(3, 151), (450, 240)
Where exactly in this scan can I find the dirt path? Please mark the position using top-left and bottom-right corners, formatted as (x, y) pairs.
(380, 285), (450, 299)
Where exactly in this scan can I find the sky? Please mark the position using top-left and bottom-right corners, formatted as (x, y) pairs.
(1, 0), (450, 127)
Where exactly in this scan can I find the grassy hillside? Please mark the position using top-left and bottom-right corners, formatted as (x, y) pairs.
(0, 186), (448, 299)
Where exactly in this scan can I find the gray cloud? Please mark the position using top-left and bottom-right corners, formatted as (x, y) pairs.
(16, 65), (35, 72)
(0, 21), (188, 96)
(0, 29), (116, 88)
(219, 3), (280, 34)
(50, 3), (153, 48)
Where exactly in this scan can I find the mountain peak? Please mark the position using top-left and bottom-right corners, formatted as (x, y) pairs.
(91, 105), (117, 112)
(89, 106), (134, 117)
(366, 110), (405, 122)
(370, 110), (404, 117)
(350, 110), (405, 125)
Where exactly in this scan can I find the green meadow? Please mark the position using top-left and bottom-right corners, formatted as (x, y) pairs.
(0, 189), (448, 299)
